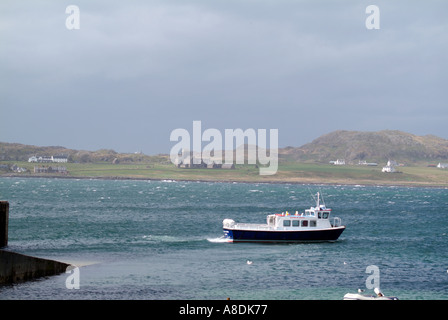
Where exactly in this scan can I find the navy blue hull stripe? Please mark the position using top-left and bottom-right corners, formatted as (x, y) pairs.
(223, 227), (345, 242)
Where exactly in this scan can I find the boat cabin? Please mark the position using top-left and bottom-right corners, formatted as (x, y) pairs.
(266, 203), (336, 230)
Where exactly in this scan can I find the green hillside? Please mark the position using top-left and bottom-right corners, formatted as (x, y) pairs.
(2, 130), (448, 166)
(0, 142), (168, 164)
(2, 132), (448, 187)
(280, 130), (448, 165)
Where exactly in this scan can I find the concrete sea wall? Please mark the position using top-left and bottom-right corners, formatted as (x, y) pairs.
(0, 250), (69, 284)
(0, 201), (8, 248)
(0, 201), (70, 285)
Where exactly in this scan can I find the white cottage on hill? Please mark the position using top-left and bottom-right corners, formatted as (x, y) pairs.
(382, 160), (397, 173)
(28, 155), (68, 163)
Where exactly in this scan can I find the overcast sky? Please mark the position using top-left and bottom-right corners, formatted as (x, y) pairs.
(1, 0), (447, 155)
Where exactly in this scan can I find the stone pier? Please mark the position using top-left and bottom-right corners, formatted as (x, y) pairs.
(0, 201), (8, 248)
(0, 200), (70, 284)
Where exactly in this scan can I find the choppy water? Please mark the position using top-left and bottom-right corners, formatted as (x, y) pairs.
(0, 177), (447, 300)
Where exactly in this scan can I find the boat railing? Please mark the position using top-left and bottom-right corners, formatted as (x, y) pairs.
(331, 217), (342, 227)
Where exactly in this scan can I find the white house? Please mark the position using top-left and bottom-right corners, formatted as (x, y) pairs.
(382, 165), (396, 173)
(28, 155), (68, 163)
(358, 160), (378, 166)
(333, 159), (346, 165)
(382, 160), (397, 173)
(28, 155), (52, 163)
(387, 160), (398, 167)
(52, 155), (68, 163)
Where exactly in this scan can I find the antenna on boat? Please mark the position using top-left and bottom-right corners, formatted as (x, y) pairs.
(319, 189), (326, 207)
(307, 186), (317, 203)
(316, 192), (320, 207)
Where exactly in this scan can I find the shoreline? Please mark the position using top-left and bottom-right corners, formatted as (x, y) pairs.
(1, 173), (447, 189)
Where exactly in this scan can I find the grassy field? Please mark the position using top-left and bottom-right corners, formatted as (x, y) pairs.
(1, 161), (448, 187)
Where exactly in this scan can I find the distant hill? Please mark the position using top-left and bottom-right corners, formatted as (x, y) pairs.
(0, 142), (168, 164)
(2, 130), (448, 165)
(279, 130), (448, 165)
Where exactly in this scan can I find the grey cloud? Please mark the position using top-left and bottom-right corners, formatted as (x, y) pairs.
(0, 0), (447, 153)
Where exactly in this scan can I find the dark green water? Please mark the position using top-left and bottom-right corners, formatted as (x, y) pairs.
(0, 177), (447, 299)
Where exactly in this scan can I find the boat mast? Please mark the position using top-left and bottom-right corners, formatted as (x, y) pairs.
(316, 192), (320, 208)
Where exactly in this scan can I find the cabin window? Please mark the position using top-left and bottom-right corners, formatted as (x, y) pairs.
(292, 220), (300, 227)
(310, 220), (316, 227)
(301, 220), (308, 227)
(283, 220), (291, 227)
(322, 212), (329, 219)
(318, 212), (322, 219)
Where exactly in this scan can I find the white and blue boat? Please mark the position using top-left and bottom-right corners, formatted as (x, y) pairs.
(343, 288), (399, 300)
(222, 192), (345, 243)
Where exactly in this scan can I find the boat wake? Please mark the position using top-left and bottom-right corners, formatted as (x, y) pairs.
(207, 236), (232, 243)
(142, 235), (204, 243)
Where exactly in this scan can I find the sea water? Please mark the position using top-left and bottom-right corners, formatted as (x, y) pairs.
(0, 177), (447, 300)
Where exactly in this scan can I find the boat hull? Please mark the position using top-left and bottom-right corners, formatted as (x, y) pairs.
(343, 293), (398, 300)
(223, 226), (345, 243)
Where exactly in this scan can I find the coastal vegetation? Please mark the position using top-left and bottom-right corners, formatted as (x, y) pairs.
(1, 130), (448, 187)
(1, 161), (447, 188)
(280, 130), (448, 165)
